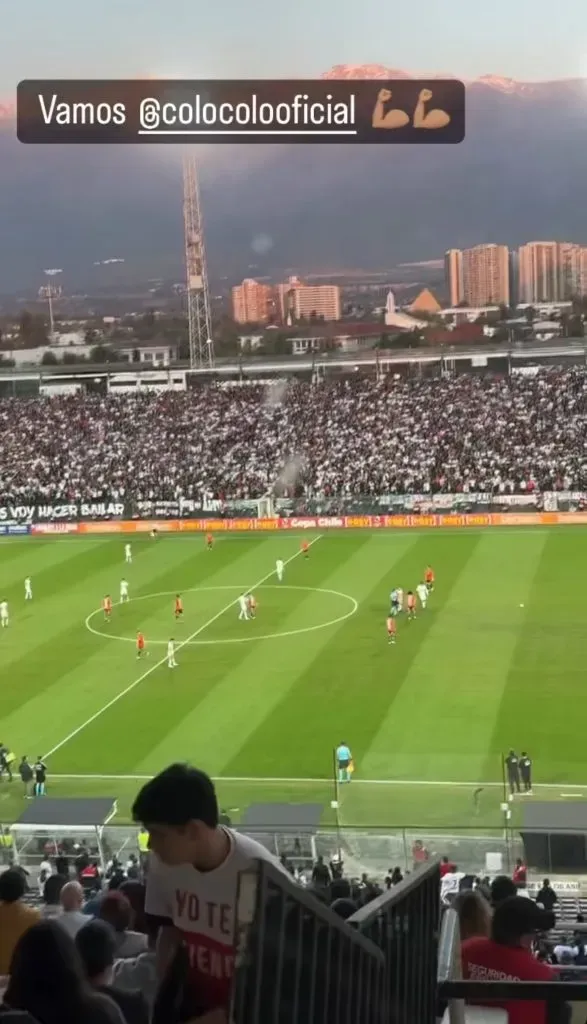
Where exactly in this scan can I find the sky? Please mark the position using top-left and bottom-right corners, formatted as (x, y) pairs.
(5, 0), (586, 95)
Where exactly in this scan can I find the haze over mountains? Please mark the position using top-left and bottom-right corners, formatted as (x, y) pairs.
(2, 65), (587, 292)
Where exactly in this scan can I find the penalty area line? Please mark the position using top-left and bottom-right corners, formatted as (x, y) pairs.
(43, 536), (322, 760)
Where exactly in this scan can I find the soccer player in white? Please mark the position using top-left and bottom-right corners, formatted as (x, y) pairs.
(124, 543), (132, 564)
(167, 638), (177, 668)
(397, 588), (404, 612)
(416, 582), (428, 609)
(238, 594), (249, 620)
(276, 559), (284, 582)
(0, 601), (8, 627)
(120, 579), (129, 602)
(24, 577), (32, 601)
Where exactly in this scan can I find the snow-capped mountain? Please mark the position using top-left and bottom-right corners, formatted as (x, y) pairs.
(1, 68), (587, 290)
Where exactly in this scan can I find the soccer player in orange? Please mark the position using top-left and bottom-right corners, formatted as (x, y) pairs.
(406, 591), (417, 620)
(103, 595), (112, 621)
(386, 615), (397, 645)
(136, 631), (146, 659)
(424, 566), (435, 592)
(247, 594), (257, 619)
(206, 533), (214, 551)
(301, 540), (310, 558)
(175, 595), (183, 620)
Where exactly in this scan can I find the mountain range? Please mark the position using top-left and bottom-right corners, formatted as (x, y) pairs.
(2, 65), (587, 293)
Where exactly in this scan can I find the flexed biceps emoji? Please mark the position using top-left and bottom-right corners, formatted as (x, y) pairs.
(372, 86), (451, 130)
(413, 88), (451, 129)
(372, 88), (410, 129)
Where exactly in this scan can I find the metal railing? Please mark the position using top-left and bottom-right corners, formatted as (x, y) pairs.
(348, 859), (441, 1023)
(438, 906), (586, 1024)
(230, 859), (387, 1024)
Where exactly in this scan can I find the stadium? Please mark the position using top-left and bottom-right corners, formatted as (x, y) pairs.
(0, 351), (586, 1022)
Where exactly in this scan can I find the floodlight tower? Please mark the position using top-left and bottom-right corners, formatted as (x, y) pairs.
(43, 268), (62, 342)
(183, 153), (214, 368)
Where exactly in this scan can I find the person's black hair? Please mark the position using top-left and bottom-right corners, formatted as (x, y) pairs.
(43, 874), (66, 905)
(132, 763), (218, 828)
(0, 868), (26, 903)
(490, 874), (517, 906)
(4, 920), (97, 1024)
(75, 920), (117, 980)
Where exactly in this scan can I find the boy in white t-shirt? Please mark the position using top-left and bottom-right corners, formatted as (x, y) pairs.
(132, 764), (286, 1020)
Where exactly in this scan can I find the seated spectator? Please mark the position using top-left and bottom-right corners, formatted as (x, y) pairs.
(40, 875), (66, 919)
(76, 920), (148, 1024)
(461, 896), (560, 1024)
(2, 920), (125, 1024)
(97, 891), (147, 958)
(125, 856), (140, 880)
(453, 889), (492, 941)
(58, 880), (87, 938)
(553, 935), (579, 964)
(80, 861), (102, 895)
(118, 881), (147, 935)
(0, 870), (40, 975)
(36, 859), (52, 892)
(489, 874), (517, 907)
(112, 916), (159, 1007)
(535, 878), (559, 912)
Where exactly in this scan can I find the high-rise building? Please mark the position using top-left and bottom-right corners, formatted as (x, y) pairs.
(277, 276), (341, 322)
(461, 244), (510, 307)
(517, 241), (587, 303)
(232, 279), (273, 324)
(445, 249), (463, 306)
(445, 245), (510, 307)
(518, 242), (561, 303)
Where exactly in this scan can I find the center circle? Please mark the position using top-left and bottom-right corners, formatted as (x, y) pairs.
(85, 585), (358, 646)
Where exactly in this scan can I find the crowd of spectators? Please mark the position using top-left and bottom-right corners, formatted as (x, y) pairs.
(1, 367), (587, 504)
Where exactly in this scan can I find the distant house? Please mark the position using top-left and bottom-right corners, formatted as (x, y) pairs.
(287, 321), (383, 355)
(423, 323), (485, 345)
(237, 334), (265, 352)
(111, 337), (180, 366)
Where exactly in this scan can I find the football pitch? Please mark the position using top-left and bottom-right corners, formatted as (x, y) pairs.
(1, 527), (587, 835)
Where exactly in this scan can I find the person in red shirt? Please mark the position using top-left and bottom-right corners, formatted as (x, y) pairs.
(406, 591), (416, 620)
(386, 616), (396, 645)
(440, 856), (457, 877)
(301, 540), (310, 558)
(136, 631), (146, 659)
(513, 857), (527, 889)
(424, 566), (435, 591)
(206, 533), (213, 550)
(175, 595), (183, 620)
(102, 595), (112, 621)
(461, 896), (557, 1024)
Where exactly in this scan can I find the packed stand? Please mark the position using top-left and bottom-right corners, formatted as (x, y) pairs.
(2, 368), (587, 503)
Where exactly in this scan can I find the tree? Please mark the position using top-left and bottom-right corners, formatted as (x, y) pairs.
(525, 306), (536, 324)
(41, 350), (58, 365)
(62, 350), (84, 364)
(89, 344), (117, 363)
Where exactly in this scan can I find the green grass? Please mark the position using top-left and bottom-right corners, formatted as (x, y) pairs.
(1, 527), (586, 843)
